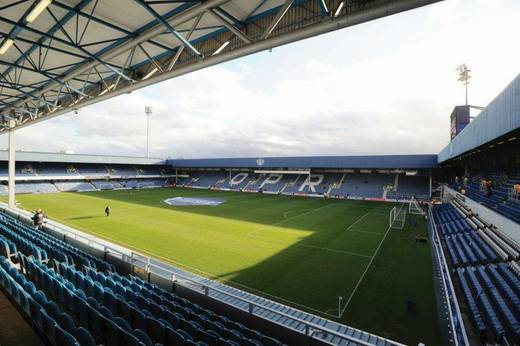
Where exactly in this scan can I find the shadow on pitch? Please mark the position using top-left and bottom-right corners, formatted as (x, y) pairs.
(67, 215), (104, 221)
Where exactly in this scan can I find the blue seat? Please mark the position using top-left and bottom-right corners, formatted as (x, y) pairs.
(41, 310), (57, 344)
(261, 336), (283, 346)
(94, 282), (105, 302)
(28, 297), (42, 329)
(86, 305), (104, 344)
(146, 316), (166, 344)
(104, 289), (117, 314)
(74, 271), (85, 290)
(199, 330), (219, 346)
(34, 290), (47, 306)
(222, 329), (242, 343)
(98, 305), (114, 320)
(58, 312), (76, 334)
(74, 327), (97, 346)
(120, 330), (142, 346)
(134, 328), (153, 346)
(55, 326), (79, 346)
(45, 300), (60, 320)
(101, 315), (120, 346)
(242, 339), (262, 346)
(165, 326), (185, 346)
(116, 297), (132, 322)
(164, 310), (180, 329)
(84, 277), (95, 298)
(131, 305), (147, 331)
(115, 316), (132, 332)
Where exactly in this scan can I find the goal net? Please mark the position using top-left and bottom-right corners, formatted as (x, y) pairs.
(408, 197), (425, 216)
(389, 204), (407, 229)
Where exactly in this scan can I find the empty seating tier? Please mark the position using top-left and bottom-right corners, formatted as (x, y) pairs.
(432, 202), (520, 344)
(0, 210), (284, 346)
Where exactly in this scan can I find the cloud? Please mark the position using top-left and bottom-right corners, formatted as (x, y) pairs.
(1, 0), (520, 159)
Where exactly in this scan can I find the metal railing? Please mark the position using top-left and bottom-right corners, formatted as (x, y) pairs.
(1, 202), (404, 346)
(428, 207), (469, 346)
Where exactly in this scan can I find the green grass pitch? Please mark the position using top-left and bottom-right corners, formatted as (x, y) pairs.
(8, 187), (440, 344)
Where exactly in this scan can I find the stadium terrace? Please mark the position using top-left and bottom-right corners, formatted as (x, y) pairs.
(0, 1), (519, 346)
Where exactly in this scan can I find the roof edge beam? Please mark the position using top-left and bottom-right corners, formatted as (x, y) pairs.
(261, 0), (295, 40)
(208, 8), (251, 44)
(134, 0), (203, 58)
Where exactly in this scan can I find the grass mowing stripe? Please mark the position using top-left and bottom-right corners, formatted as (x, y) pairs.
(346, 229), (384, 235)
(339, 205), (400, 317)
(248, 233), (372, 258)
(246, 203), (335, 237)
(6, 189), (439, 345)
(345, 212), (370, 231)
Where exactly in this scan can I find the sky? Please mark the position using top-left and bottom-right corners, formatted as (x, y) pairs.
(2, 0), (520, 159)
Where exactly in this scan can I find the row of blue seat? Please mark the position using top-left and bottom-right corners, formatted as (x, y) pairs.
(29, 256), (280, 346)
(0, 225), (48, 263)
(0, 211), (284, 346)
(0, 213), (114, 272)
(0, 255), (96, 346)
(456, 269), (487, 337)
(475, 266), (520, 339)
(464, 267), (506, 340)
(433, 203), (520, 342)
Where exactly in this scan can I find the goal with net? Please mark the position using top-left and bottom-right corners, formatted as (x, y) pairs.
(408, 197), (425, 216)
(389, 204), (407, 229)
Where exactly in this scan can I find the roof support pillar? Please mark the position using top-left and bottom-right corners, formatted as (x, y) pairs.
(8, 119), (16, 208)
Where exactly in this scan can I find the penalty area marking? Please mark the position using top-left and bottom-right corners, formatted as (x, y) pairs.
(345, 212), (370, 231)
(246, 203), (334, 237)
(338, 204), (404, 318)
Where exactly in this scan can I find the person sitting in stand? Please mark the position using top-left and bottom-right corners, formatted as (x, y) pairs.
(32, 209), (45, 230)
(514, 183), (520, 199)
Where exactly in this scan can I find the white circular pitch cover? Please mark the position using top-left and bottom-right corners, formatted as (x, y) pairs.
(163, 197), (225, 206)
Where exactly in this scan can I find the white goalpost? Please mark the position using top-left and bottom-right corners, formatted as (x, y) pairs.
(408, 197), (425, 216)
(389, 204), (407, 229)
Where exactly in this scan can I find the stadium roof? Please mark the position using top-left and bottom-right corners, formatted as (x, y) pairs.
(0, 0), (441, 133)
(438, 74), (520, 163)
(0, 150), (165, 165)
(167, 154), (438, 169)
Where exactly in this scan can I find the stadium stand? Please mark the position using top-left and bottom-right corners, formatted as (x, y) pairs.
(431, 200), (520, 344)
(0, 208), (291, 346)
(329, 173), (393, 199)
(454, 173), (520, 224)
(0, 160), (173, 195)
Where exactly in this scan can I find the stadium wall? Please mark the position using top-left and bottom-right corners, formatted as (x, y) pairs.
(438, 74), (520, 163)
(167, 154), (438, 169)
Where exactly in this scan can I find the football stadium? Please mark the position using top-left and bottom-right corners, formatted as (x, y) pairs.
(0, 1), (519, 346)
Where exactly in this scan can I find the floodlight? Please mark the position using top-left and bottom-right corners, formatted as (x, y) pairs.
(334, 2), (344, 17)
(212, 41), (229, 56)
(26, 0), (52, 23)
(143, 67), (158, 80)
(0, 38), (14, 55)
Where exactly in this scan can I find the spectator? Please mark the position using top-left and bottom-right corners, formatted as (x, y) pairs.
(463, 176), (469, 187)
(105, 205), (110, 217)
(485, 179), (493, 197)
(514, 183), (520, 199)
(32, 209), (45, 230)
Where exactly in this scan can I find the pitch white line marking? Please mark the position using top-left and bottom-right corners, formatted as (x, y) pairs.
(248, 234), (372, 258)
(347, 229), (383, 235)
(345, 212), (370, 231)
(246, 203), (334, 237)
(339, 204), (405, 317)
